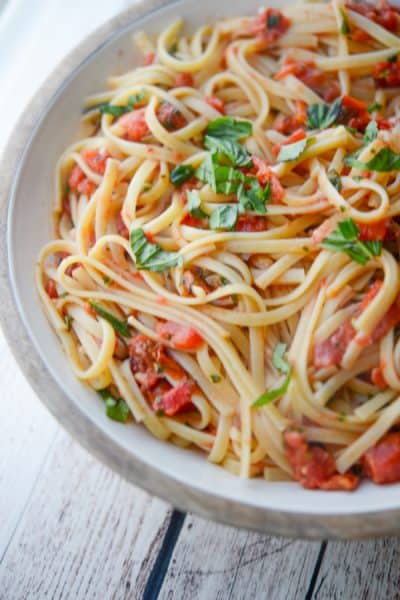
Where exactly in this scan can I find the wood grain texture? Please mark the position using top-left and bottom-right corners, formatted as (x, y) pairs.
(158, 514), (322, 600)
(0, 431), (171, 600)
(311, 538), (400, 599)
(0, 333), (58, 558)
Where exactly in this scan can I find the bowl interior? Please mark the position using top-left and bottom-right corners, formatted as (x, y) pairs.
(7, 0), (400, 519)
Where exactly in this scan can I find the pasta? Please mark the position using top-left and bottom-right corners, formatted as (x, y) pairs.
(37, 0), (400, 490)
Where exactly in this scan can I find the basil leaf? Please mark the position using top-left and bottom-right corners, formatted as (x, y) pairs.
(210, 374), (221, 383)
(306, 97), (342, 130)
(209, 205), (238, 230)
(340, 7), (350, 34)
(195, 154), (216, 190)
(89, 301), (131, 338)
(277, 137), (311, 162)
(196, 155), (245, 194)
(321, 218), (382, 265)
(388, 53), (398, 63)
(204, 136), (252, 167)
(367, 102), (383, 114)
(363, 120), (378, 144)
(187, 190), (208, 219)
(206, 117), (252, 141)
(272, 343), (290, 375)
(328, 170), (342, 192)
(252, 372), (291, 407)
(99, 92), (145, 117)
(238, 179), (270, 214)
(170, 164), (194, 187)
(98, 389), (130, 423)
(344, 147), (400, 172)
(130, 228), (182, 272)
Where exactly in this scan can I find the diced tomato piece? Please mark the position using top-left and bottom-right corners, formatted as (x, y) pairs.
(205, 96), (225, 114)
(273, 129), (306, 157)
(181, 213), (207, 228)
(313, 281), (383, 368)
(153, 379), (195, 416)
(119, 109), (150, 142)
(377, 118), (392, 130)
(371, 366), (387, 389)
(175, 72), (194, 87)
(252, 156), (285, 203)
(68, 165), (85, 191)
(236, 215), (268, 232)
(62, 195), (71, 218)
(357, 219), (390, 242)
(144, 51), (156, 66)
(45, 279), (58, 299)
(157, 102), (187, 131)
(339, 95), (371, 131)
(116, 212), (129, 239)
(346, 1), (399, 32)
(81, 148), (110, 175)
(284, 431), (359, 490)
(129, 334), (182, 388)
(114, 336), (129, 361)
(77, 178), (97, 196)
(182, 268), (210, 296)
(247, 8), (291, 47)
(156, 320), (203, 350)
(374, 57), (400, 88)
(311, 217), (337, 246)
(273, 101), (307, 135)
(362, 432), (400, 484)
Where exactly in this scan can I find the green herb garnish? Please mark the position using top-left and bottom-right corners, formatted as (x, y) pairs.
(252, 343), (292, 408)
(363, 120), (378, 144)
(130, 228), (182, 272)
(187, 190), (208, 219)
(209, 205), (238, 230)
(367, 102), (383, 114)
(210, 374), (221, 383)
(340, 7), (350, 34)
(205, 116), (252, 141)
(89, 302), (131, 338)
(98, 389), (130, 423)
(277, 137), (312, 162)
(170, 164), (195, 187)
(344, 146), (400, 172)
(321, 218), (382, 265)
(306, 97), (342, 130)
(98, 92), (145, 117)
(328, 170), (342, 192)
(64, 315), (73, 331)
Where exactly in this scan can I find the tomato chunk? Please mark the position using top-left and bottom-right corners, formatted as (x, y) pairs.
(247, 8), (291, 47)
(363, 432), (400, 484)
(45, 279), (58, 299)
(156, 320), (203, 350)
(346, 1), (399, 32)
(68, 165), (96, 196)
(273, 100), (307, 135)
(82, 148), (110, 175)
(273, 129), (306, 157)
(374, 57), (400, 88)
(252, 156), (285, 203)
(274, 58), (340, 102)
(313, 281), (383, 369)
(157, 102), (187, 131)
(371, 366), (387, 389)
(144, 52), (156, 66)
(236, 215), (268, 232)
(119, 109), (150, 142)
(175, 72), (194, 87)
(357, 219), (390, 241)
(153, 379), (195, 416)
(339, 95), (371, 131)
(205, 96), (225, 114)
(284, 431), (359, 490)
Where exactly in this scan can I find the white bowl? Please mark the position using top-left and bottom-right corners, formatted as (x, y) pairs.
(1, 0), (400, 539)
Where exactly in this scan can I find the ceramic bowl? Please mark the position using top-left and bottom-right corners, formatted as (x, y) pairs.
(1, 0), (400, 539)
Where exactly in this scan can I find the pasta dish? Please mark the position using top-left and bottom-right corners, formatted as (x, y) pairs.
(37, 0), (400, 490)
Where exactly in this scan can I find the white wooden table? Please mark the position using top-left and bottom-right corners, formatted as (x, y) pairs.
(1, 2), (400, 598)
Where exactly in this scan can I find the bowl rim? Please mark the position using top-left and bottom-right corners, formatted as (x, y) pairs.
(2, 0), (400, 540)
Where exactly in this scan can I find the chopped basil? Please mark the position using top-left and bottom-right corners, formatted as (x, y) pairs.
(98, 92), (145, 117)
(344, 146), (400, 172)
(103, 276), (113, 286)
(89, 301), (131, 338)
(196, 156), (244, 194)
(64, 315), (73, 331)
(210, 374), (221, 383)
(388, 53), (398, 63)
(98, 389), (130, 423)
(272, 342), (290, 375)
(238, 179), (270, 214)
(321, 218), (382, 265)
(187, 190), (208, 219)
(170, 164), (195, 187)
(267, 12), (280, 29)
(363, 120), (378, 144)
(340, 7), (350, 34)
(209, 205), (238, 230)
(306, 97), (342, 130)
(204, 136), (252, 167)
(367, 102), (383, 114)
(205, 116), (252, 141)
(328, 170), (342, 192)
(252, 373), (291, 407)
(130, 228), (182, 272)
(277, 137), (312, 162)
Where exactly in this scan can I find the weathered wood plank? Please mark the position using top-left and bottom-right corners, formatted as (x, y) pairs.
(0, 431), (172, 599)
(311, 538), (400, 599)
(158, 513), (321, 600)
(0, 333), (58, 557)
